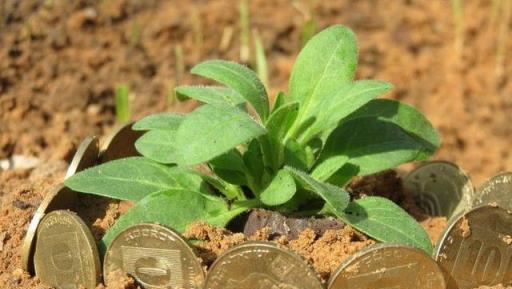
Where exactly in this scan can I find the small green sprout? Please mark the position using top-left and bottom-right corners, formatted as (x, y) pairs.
(66, 25), (440, 254)
(114, 84), (130, 123)
(253, 30), (269, 89)
(239, 0), (251, 63)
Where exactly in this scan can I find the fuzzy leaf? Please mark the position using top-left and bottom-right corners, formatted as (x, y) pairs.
(100, 189), (259, 250)
(175, 85), (245, 107)
(176, 104), (266, 166)
(298, 80), (393, 143)
(191, 60), (269, 120)
(311, 155), (349, 182)
(64, 157), (208, 201)
(209, 150), (247, 185)
(339, 196), (433, 254)
(132, 113), (184, 131)
(320, 117), (437, 177)
(285, 166), (350, 214)
(259, 169), (296, 206)
(135, 130), (178, 164)
(265, 102), (300, 169)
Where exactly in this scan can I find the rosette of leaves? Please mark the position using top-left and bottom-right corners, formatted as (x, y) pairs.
(65, 25), (440, 254)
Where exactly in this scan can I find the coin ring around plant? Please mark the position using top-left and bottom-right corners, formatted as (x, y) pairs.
(99, 122), (143, 163)
(34, 210), (100, 289)
(21, 184), (77, 274)
(434, 204), (512, 289)
(403, 160), (474, 219)
(204, 241), (323, 289)
(472, 172), (512, 210)
(65, 136), (99, 179)
(103, 223), (205, 289)
(328, 243), (445, 289)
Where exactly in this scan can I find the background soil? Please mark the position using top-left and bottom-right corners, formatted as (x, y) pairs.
(1, 0), (512, 288)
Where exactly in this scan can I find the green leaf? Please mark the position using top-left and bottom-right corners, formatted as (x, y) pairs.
(287, 25), (357, 139)
(285, 166), (350, 215)
(265, 102), (299, 169)
(342, 99), (441, 157)
(101, 189), (259, 250)
(209, 150), (247, 185)
(132, 113), (184, 131)
(191, 60), (269, 120)
(243, 139), (265, 192)
(135, 130), (178, 164)
(175, 85), (245, 107)
(64, 157), (208, 201)
(259, 169), (296, 206)
(176, 104), (266, 166)
(311, 155), (349, 182)
(272, 91), (287, 112)
(320, 117), (436, 176)
(283, 140), (310, 171)
(298, 80), (393, 144)
(339, 197), (433, 254)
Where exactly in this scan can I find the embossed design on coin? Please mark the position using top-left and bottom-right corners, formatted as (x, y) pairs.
(473, 172), (512, 209)
(103, 223), (204, 289)
(34, 210), (100, 289)
(99, 122), (142, 162)
(435, 205), (512, 289)
(21, 185), (77, 273)
(328, 243), (445, 289)
(65, 136), (99, 179)
(404, 161), (473, 218)
(204, 241), (323, 289)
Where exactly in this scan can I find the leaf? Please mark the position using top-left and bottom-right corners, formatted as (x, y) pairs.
(298, 80), (393, 144)
(191, 60), (269, 120)
(272, 91), (287, 112)
(100, 189), (259, 250)
(243, 139), (265, 192)
(342, 99), (441, 157)
(265, 102), (299, 169)
(283, 140), (310, 171)
(135, 130), (178, 164)
(209, 150), (248, 185)
(339, 196), (433, 254)
(64, 157), (208, 201)
(311, 155), (349, 182)
(289, 25), (357, 104)
(132, 113), (185, 131)
(259, 169), (296, 206)
(176, 104), (266, 166)
(319, 118), (436, 176)
(285, 166), (350, 215)
(175, 85), (245, 107)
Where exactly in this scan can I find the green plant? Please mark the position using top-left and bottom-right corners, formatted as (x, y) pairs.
(114, 84), (130, 123)
(451, 0), (465, 54)
(253, 30), (269, 89)
(65, 25), (440, 254)
(239, 0), (250, 63)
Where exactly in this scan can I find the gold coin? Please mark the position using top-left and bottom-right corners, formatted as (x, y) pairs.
(34, 210), (100, 289)
(328, 243), (446, 289)
(103, 223), (204, 289)
(434, 205), (512, 289)
(65, 136), (99, 179)
(472, 172), (512, 209)
(403, 161), (474, 218)
(21, 185), (77, 274)
(99, 122), (142, 163)
(204, 241), (323, 289)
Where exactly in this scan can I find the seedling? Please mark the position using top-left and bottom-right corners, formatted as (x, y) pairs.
(253, 30), (269, 89)
(451, 0), (465, 55)
(66, 25), (440, 254)
(114, 84), (130, 123)
(239, 0), (250, 63)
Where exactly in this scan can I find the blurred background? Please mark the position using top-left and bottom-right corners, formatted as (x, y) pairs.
(0, 0), (511, 185)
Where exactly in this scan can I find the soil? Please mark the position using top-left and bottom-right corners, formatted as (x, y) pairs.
(1, 0), (511, 289)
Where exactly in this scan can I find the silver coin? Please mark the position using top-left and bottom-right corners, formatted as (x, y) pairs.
(65, 136), (99, 179)
(404, 161), (473, 218)
(473, 172), (512, 210)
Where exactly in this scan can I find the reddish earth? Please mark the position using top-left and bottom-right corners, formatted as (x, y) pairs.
(1, 0), (511, 288)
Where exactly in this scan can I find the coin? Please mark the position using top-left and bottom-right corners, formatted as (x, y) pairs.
(472, 172), (512, 210)
(204, 241), (323, 289)
(103, 223), (204, 289)
(65, 136), (99, 179)
(403, 161), (474, 218)
(434, 204), (512, 289)
(328, 243), (445, 289)
(34, 210), (100, 289)
(21, 185), (77, 273)
(99, 122), (142, 162)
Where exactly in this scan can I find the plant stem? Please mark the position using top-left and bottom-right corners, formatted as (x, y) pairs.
(239, 0), (250, 63)
(496, 0), (511, 78)
(451, 0), (465, 55)
(253, 30), (269, 89)
(115, 84), (130, 123)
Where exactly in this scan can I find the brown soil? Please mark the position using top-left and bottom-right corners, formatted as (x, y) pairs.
(1, 0), (511, 288)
